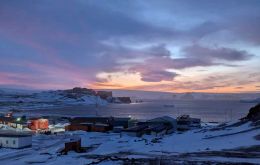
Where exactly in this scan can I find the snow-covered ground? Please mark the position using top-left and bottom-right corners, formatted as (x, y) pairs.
(0, 121), (259, 164)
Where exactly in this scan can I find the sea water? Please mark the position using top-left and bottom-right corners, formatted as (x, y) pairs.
(27, 99), (257, 122)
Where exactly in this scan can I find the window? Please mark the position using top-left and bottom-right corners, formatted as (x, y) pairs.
(13, 140), (16, 145)
(6, 140), (8, 144)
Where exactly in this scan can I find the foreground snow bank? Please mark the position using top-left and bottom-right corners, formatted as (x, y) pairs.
(69, 121), (259, 155)
(0, 121), (259, 164)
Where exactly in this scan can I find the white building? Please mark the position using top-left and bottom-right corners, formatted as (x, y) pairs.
(0, 131), (32, 148)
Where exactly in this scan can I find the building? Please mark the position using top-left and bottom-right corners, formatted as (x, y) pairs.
(70, 117), (113, 125)
(65, 123), (90, 131)
(122, 125), (148, 137)
(9, 121), (28, 130)
(90, 123), (111, 132)
(113, 126), (124, 133)
(49, 124), (67, 134)
(60, 137), (84, 154)
(146, 124), (167, 136)
(0, 131), (32, 149)
(28, 118), (49, 130)
(11, 116), (28, 129)
(177, 115), (201, 131)
(68, 117), (111, 132)
(146, 116), (177, 133)
(112, 117), (131, 128)
(0, 116), (14, 126)
(65, 123), (111, 132)
(128, 118), (139, 127)
(122, 116), (177, 137)
(5, 112), (13, 118)
(67, 117), (133, 132)
(0, 116), (28, 129)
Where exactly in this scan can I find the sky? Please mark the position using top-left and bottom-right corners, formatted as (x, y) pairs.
(0, 0), (260, 93)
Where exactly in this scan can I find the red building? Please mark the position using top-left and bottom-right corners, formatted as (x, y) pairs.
(65, 124), (90, 131)
(90, 124), (110, 132)
(65, 123), (111, 132)
(28, 119), (49, 130)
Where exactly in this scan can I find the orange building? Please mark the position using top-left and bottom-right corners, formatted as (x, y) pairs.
(29, 119), (49, 130)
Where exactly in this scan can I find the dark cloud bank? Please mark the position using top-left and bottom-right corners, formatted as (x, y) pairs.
(0, 0), (259, 87)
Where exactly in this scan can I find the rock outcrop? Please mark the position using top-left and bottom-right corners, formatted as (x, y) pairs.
(112, 97), (131, 104)
(96, 91), (113, 100)
(245, 104), (260, 121)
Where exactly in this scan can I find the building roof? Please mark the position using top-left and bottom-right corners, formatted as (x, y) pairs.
(113, 117), (131, 121)
(0, 116), (28, 124)
(0, 116), (14, 122)
(147, 116), (176, 124)
(0, 131), (32, 137)
(29, 118), (48, 121)
(124, 125), (147, 132)
(93, 123), (110, 127)
(70, 117), (112, 124)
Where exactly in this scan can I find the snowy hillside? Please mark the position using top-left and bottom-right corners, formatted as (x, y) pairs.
(0, 88), (107, 111)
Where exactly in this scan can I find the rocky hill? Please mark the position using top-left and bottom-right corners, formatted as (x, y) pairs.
(0, 87), (107, 111)
(245, 103), (260, 121)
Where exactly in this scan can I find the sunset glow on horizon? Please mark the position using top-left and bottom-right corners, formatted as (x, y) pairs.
(0, 1), (260, 93)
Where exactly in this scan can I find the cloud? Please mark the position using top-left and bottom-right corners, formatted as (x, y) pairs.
(183, 44), (252, 61)
(140, 70), (178, 82)
(159, 44), (253, 70)
(122, 70), (260, 92)
(167, 44), (253, 69)
(224, 16), (260, 45)
(126, 44), (252, 82)
(126, 44), (179, 82)
(0, 0), (259, 90)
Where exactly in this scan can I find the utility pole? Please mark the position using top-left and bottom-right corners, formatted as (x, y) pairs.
(95, 96), (99, 116)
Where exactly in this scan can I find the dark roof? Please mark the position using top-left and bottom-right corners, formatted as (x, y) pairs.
(147, 116), (176, 124)
(0, 117), (14, 122)
(69, 123), (92, 126)
(93, 123), (110, 127)
(0, 131), (32, 137)
(12, 121), (27, 125)
(70, 117), (112, 124)
(124, 125), (147, 132)
(113, 117), (131, 121)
